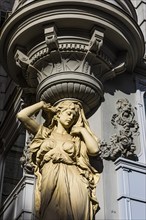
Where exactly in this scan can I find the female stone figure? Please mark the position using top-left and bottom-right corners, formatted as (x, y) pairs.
(17, 100), (100, 220)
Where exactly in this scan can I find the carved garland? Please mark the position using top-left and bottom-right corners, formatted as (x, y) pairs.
(100, 98), (139, 161)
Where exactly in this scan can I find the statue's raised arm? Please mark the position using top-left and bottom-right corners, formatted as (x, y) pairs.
(17, 99), (101, 220)
(17, 101), (55, 135)
(17, 101), (45, 134)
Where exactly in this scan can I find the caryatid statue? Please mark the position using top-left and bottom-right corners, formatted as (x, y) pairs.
(17, 99), (101, 220)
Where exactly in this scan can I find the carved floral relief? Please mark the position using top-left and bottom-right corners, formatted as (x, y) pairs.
(100, 98), (139, 161)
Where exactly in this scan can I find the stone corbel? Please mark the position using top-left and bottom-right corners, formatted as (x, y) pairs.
(101, 52), (127, 82)
(15, 50), (42, 87)
(15, 49), (30, 71)
(88, 29), (104, 54)
(44, 25), (59, 52)
(80, 28), (104, 73)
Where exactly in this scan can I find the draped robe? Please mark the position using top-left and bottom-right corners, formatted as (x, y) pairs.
(29, 125), (100, 220)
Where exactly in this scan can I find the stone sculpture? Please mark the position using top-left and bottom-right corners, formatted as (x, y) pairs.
(17, 99), (100, 220)
(100, 98), (139, 161)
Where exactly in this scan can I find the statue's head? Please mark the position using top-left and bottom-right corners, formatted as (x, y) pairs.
(43, 99), (84, 129)
(54, 100), (81, 129)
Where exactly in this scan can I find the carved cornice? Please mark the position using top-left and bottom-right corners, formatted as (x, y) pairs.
(11, 26), (105, 115)
(28, 41), (113, 74)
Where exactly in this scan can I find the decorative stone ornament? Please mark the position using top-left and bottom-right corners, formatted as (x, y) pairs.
(14, 26), (106, 116)
(100, 99), (139, 161)
(44, 26), (59, 51)
(0, 0), (145, 117)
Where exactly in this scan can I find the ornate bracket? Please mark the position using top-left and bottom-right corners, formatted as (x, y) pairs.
(15, 49), (30, 70)
(44, 25), (59, 52)
(88, 29), (104, 53)
(15, 50), (42, 87)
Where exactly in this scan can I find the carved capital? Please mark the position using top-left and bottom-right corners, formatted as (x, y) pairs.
(37, 72), (104, 117)
(13, 28), (128, 116)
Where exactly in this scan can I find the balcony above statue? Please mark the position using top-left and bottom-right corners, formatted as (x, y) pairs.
(0, 0), (145, 115)
(0, 0), (144, 81)
(12, 0), (138, 21)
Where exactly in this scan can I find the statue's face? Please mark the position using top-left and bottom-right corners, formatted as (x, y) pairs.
(58, 108), (77, 129)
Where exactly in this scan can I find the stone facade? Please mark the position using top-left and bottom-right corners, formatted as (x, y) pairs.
(0, 1), (146, 220)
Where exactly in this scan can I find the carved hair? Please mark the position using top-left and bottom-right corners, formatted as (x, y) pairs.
(42, 100), (97, 140)
(43, 100), (82, 128)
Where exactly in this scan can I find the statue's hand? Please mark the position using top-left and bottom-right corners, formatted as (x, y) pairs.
(42, 101), (56, 113)
(42, 101), (51, 110)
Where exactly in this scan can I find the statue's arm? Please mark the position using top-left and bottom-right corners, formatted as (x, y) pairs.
(17, 101), (45, 135)
(71, 127), (100, 156)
